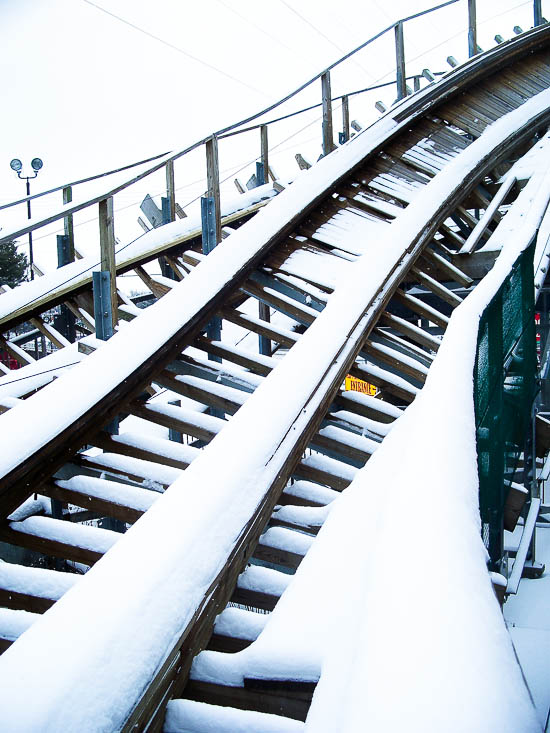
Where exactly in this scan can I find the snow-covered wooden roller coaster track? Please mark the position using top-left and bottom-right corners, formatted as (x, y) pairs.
(1, 24), (550, 732)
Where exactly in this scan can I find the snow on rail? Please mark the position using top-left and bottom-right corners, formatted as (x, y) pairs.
(1, 89), (550, 733)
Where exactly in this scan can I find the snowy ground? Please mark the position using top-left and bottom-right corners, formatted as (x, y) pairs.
(505, 523), (550, 729)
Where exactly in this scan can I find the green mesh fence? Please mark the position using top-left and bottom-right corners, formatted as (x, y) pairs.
(474, 240), (536, 570)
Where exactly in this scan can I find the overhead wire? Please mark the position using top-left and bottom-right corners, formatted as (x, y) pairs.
(212, 0), (318, 74)
(81, 0), (270, 99)
(276, 0), (377, 82)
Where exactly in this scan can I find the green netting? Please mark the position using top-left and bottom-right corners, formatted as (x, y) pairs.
(474, 240), (536, 570)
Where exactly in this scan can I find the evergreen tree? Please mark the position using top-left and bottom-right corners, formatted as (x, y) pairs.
(0, 240), (28, 288)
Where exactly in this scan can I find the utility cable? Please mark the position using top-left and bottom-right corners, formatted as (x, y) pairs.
(277, 0), (376, 82)
(81, 0), (270, 99)
(213, 0), (317, 73)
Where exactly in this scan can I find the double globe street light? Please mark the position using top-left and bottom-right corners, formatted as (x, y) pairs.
(9, 157), (44, 281)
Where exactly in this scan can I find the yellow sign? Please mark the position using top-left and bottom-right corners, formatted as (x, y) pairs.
(344, 375), (376, 396)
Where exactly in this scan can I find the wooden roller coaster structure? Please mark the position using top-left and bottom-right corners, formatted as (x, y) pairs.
(1, 17), (550, 732)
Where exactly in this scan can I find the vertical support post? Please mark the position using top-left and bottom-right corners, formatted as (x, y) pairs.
(26, 178), (34, 281)
(468, 0), (477, 57)
(260, 125), (269, 182)
(258, 125), (271, 354)
(201, 194), (223, 418)
(168, 399), (183, 443)
(92, 271), (114, 341)
(165, 160), (176, 222)
(256, 162), (266, 186)
(159, 194), (177, 280)
(161, 197), (171, 225)
(339, 94), (350, 145)
(201, 197), (217, 256)
(205, 136), (221, 246)
(98, 197), (118, 332)
(321, 71), (335, 155)
(56, 234), (76, 342)
(394, 22), (406, 101)
(259, 304), (271, 356)
(63, 185), (75, 261)
(413, 76), (421, 92)
(201, 196), (222, 350)
(92, 269), (119, 434)
(534, 0), (543, 26)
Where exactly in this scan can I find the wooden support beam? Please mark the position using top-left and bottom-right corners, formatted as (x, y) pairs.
(163, 256), (185, 281)
(0, 587), (55, 614)
(503, 484), (528, 532)
(157, 370), (242, 416)
(372, 327), (433, 364)
(363, 340), (428, 384)
(205, 135), (221, 245)
(207, 634), (252, 653)
(63, 186), (75, 261)
(411, 266), (463, 307)
(293, 461), (351, 491)
(393, 289), (450, 330)
(243, 279), (316, 326)
(98, 196), (118, 331)
(29, 316), (70, 350)
(321, 71), (335, 155)
(350, 361), (417, 403)
(422, 248), (473, 288)
(129, 400), (218, 444)
(0, 524), (104, 566)
(468, 0), (478, 58)
(258, 303), (271, 356)
(0, 336), (35, 367)
(333, 392), (400, 425)
(194, 335), (273, 377)
(295, 154), (311, 171)
(185, 678), (313, 722)
(133, 266), (172, 299)
(222, 308), (297, 349)
(230, 585), (280, 611)
(165, 160), (176, 223)
(459, 176), (516, 254)
(92, 433), (193, 472)
(395, 21), (406, 100)
(534, 0), (543, 26)
(260, 125), (269, 186)
(341, 94), (350, 144)
(253, 541), (304, 571)
(65, 299), (95, 332)
(42, 480), (145, 525)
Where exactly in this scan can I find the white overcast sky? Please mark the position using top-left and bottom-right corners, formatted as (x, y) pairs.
(0, 0), (542, 265)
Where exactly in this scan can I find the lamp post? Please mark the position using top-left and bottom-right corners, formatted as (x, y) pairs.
(9, 157), (44, 281)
